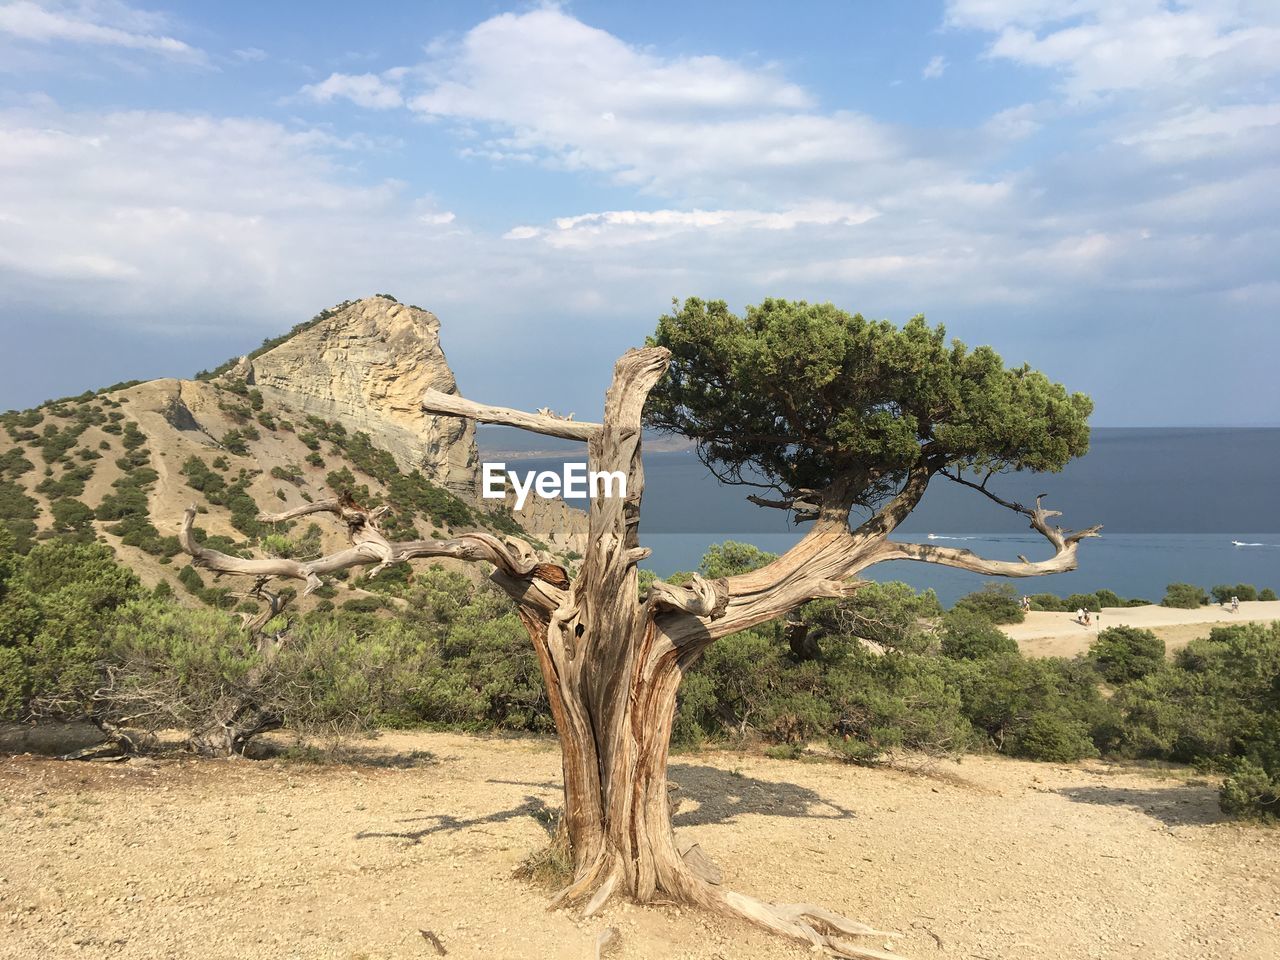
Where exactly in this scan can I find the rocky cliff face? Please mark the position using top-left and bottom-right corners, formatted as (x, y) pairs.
(245, 298), (477, 495)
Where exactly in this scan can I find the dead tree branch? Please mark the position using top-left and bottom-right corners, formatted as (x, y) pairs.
(422, 388), (601, 441)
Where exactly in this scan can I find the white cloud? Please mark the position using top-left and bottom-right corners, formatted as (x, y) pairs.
(508, 204), (879, 248)
(0, 102), (475, 326)
(983, 102), (1044, 139)
(234, 47), (266, 62)
(301, 72), (404, 109)
(1116, 102), (1280, 159)
(2, 6), (1277, 426)
(298, 7), (903, 196)
(922, 55), (948, 79)
(947, 0), (1280, 99)
(502, 226), (541, 240)
(0, 0), (203, 62)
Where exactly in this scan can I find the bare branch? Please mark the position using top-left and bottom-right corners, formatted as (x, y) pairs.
(873, 493), (1102, 577)
(422, 387), (601, 441)
(178, 506), (567, 603)
(746, 490), (821, 521)
(255, 497), (376, 525)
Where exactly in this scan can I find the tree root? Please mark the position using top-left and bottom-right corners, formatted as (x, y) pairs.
(555, 856), (904, 960)
(720, 890), (904, 959)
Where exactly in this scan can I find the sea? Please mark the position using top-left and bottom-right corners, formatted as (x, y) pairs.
(478, 428), (1280, 606)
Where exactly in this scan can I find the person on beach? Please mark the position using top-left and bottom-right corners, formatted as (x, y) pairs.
(1232, 596), (1240, 613)
(1077, 607), (1085, 625)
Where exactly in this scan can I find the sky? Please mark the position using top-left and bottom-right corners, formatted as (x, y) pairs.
(0, 0), (1277, 425)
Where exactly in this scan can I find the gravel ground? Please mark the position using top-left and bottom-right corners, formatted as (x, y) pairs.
(1, 730), (1276, 960)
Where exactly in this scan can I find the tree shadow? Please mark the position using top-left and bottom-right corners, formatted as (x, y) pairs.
(1054, 782), (1225, 827)
(669, 763), (857, 828)
(484, 777), (563, 791)
(355, 794), (558, 845)
(354, 765), (858, 845)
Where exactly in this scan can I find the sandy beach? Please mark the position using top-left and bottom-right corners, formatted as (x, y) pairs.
(1004, 600), (1280, 659)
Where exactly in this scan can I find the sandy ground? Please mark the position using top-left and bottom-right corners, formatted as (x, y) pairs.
(1003, 600), (1280, 659)
(1, 730), (1277, 960)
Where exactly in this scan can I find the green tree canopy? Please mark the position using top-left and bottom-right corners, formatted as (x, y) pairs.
(646, 298), (1092, 508)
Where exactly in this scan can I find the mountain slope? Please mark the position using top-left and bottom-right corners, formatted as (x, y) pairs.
(0, 296), (584, 612)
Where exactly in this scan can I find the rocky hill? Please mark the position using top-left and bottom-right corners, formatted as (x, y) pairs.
(0, 295), (585, 611)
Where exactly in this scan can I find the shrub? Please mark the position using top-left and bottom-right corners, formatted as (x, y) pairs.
(946, 653), (1111, 761)
(1113, 621), (1280, 817)
(800, 581), (942, 656)
(698, 541), (777, 578)
(1261, 588), (1277, 602)
(181, 456), (227, 501)
(953, 583), (1025, 623)
(1065, 592), (1101, 613)
(1028, 593), (1067, 612)
(940, 611), (1017, 660)
(1161, 583), (1207, 608)
(1088, 626), (1165, 684)
(0, 448), (33, 479)
(221, 430), (249, 455)
(1210, 583), (1258, 604)
(0, 479), (40, 553)
(121, 422), (146, 451)
(0, 539), (143, 719)
(50, 498), (95, 538)
(1219, 759), (1279, 821)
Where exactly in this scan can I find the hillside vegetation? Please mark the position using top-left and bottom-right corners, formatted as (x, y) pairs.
(0, 302), (1276, 823)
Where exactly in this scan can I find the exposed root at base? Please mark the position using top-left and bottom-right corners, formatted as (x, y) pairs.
(720, 890), (904, 960)
(554, 860), (905, 960)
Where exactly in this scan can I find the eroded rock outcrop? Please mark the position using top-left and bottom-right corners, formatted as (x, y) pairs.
(246, 297), (478, 495)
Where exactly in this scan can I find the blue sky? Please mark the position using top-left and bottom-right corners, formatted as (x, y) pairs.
(0, 1), (1277, 425)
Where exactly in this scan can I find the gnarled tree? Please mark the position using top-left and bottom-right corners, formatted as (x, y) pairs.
(181, 298), (1098, 959)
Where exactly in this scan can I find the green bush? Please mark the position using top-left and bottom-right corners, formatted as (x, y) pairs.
(1088, 626), (1165, 684)
(1161, 583), (1207, 608)
(0, 479), (39, 553)
(221, 430), (249, 456)
(1261, 588), (1277, 602)
(953, 583), (1025, 623)
(0, 539), (143, 719)
(1065, 592), (1101, 613)
(1210, 583), (1258, 604)
(1028, 592), (1067, 612)
(1093, 589), (1122, 608)
(939, 610), (1017, 660)
(50, 498), (95, 539)
(1219, 759), (1279, 821)
(1113, 622), (1280, 818)
(800, 581), (942, 656)
(698, 541), (776, 578)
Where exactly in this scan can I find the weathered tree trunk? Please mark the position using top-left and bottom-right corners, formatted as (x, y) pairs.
(504, 351), (902, 958)
(187, 699), (283, 757)
(189, 342), (1100, 960)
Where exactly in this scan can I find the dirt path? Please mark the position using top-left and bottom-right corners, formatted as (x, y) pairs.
(1, 731), (1276, 960)
(1004, 600), (1280, 659)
